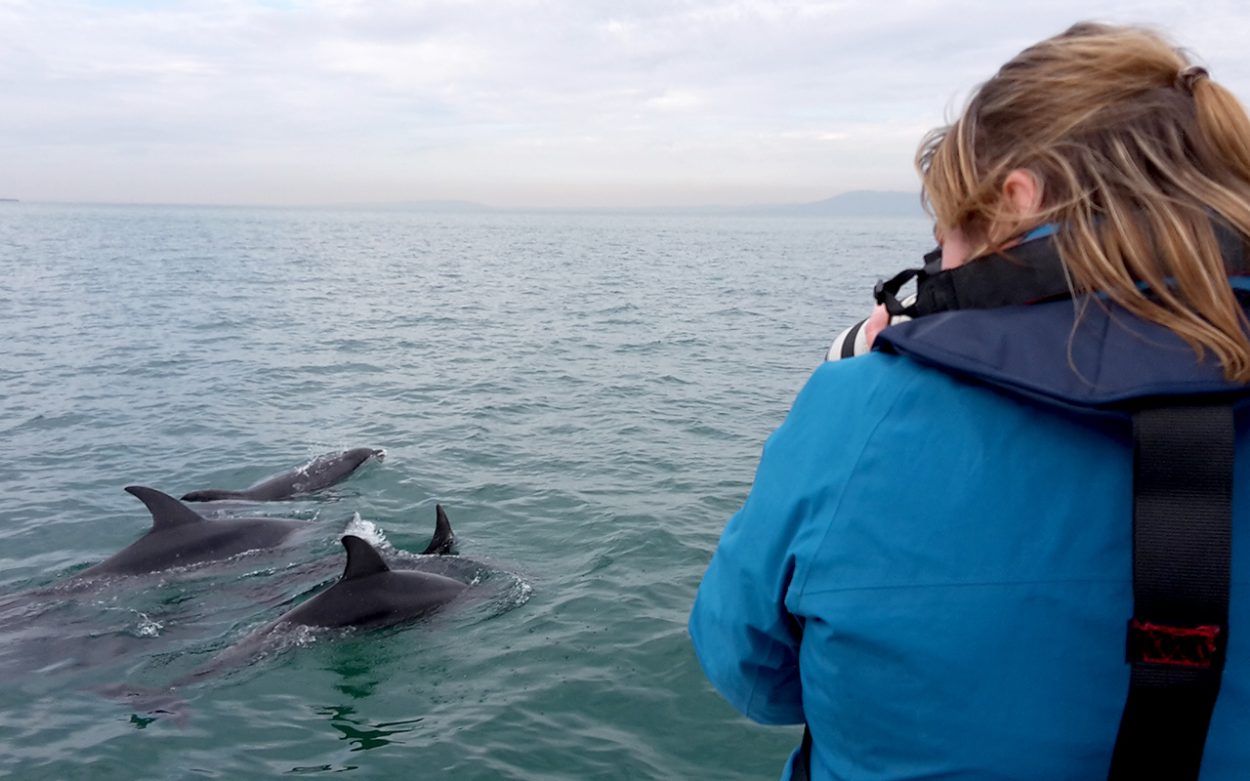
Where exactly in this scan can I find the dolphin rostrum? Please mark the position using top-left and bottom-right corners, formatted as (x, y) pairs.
(180, 447), (384, 502)
(77, 486), (309, 578)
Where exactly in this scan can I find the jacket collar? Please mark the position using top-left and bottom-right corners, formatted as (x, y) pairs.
(876, 292), (1250, 413)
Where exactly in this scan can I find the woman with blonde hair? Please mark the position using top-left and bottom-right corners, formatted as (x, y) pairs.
(691, 22), (1250, 780)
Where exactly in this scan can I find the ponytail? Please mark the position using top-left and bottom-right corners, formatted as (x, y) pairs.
(919, 23), (1250, 382)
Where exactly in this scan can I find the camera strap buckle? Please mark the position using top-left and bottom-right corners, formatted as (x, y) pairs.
(874, 248), (942, 318)
(873, 268), (924, 318)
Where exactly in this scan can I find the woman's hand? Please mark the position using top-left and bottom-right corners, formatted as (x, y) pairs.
(862, 303), (891, 349)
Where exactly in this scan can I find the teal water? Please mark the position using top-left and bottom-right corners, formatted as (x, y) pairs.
(0, 203), (930, 779)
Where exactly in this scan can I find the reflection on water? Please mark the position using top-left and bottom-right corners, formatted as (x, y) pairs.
(324, 647), (382, 701)
(288, 763), (360, 774)
(318, 704), (425, 752)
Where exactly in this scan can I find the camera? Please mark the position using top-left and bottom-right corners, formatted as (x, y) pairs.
(824, 229), (1073, 362)
(825, 260), (933, 361)
(825, 297), (915, 361)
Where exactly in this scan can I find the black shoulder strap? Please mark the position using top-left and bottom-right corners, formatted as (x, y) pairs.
(791, 726), (812, 781)
(1108, 404), (1234, 780)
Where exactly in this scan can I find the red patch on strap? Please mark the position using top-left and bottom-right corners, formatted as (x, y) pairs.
(1128, 620), (1222, 669)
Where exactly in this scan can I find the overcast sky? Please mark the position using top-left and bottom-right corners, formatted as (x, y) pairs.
(3, 0), (1249, 207)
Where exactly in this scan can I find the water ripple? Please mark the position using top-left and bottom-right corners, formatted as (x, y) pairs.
(0, 204), (929, 779)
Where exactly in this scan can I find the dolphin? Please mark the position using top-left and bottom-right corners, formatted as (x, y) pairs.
(174, 505), (465, 686)
(277, 532), (468, 629)
(77, 486), (310, 578)
(98, 507), (480, 720)
(180, 447), (384, 502)
(230, 505), (463, 637)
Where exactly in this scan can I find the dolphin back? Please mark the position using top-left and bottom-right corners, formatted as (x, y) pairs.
(293, 448), (384, 496)
(282, 536), (468, 629)
(181, 447), (384, 502)
(180, 487), (247, 499)
(125, 486), (206, 530)
(76, 487), (302, 578)
(180, 489), (245, 502)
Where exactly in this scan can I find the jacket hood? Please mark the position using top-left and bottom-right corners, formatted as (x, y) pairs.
(875, 285), (1250, 414)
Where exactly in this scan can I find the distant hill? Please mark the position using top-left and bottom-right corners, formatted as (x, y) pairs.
(295, 199), (490, 212)
(759, 190), (925, 218)
(0, 198), (18, 203)
(367, 199), (490, 211)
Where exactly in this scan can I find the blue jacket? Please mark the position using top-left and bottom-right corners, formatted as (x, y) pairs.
(689, 289), (1250, 780)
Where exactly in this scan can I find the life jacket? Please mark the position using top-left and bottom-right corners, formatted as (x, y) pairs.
(800, 233), (1250, 781)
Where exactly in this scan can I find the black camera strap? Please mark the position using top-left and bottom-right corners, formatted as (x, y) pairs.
(913, 239), (1072, 314)
(872, 239), (1073, 321)
(907, 221), (1250, 318)
(1108, 403), (1233, 780)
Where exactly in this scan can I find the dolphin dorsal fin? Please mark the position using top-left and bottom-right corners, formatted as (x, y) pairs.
(340, 536), (391, 580)
(125, 485), (206, 531)
(420, 504), (457, 555)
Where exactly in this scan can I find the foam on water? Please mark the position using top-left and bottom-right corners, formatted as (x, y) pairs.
(343, 512), (387, 547)
(131, 612), (163, 638)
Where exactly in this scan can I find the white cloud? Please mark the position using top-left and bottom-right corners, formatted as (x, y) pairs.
(2, 0), (1249, 205)
(645, 90), (707, 111)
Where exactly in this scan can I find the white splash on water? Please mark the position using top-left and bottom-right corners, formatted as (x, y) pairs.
(344, 512), (387, 547)
(287, 623), (323, 648)
(133, 611), (163, 638)
(508, 579), (534, 608)
(98, 604), (165, 637)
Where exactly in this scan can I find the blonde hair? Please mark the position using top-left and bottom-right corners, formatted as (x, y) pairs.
(918, 22), (1250, 382)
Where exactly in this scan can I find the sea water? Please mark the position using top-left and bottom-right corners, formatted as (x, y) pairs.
(0, 203), (930, 779)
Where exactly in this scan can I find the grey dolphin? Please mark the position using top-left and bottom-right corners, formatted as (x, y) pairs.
(185, 506), (465, 678)
(281, 532), (467, 629)
(181, 447), (384, 502)
(77, 486), (309, 578)
(99, 507), (468, 720)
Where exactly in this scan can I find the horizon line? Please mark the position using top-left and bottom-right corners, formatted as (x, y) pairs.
(0, 189), (926, 213)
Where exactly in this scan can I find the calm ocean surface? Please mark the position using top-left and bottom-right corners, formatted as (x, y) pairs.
(0, 203), (930, 779)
